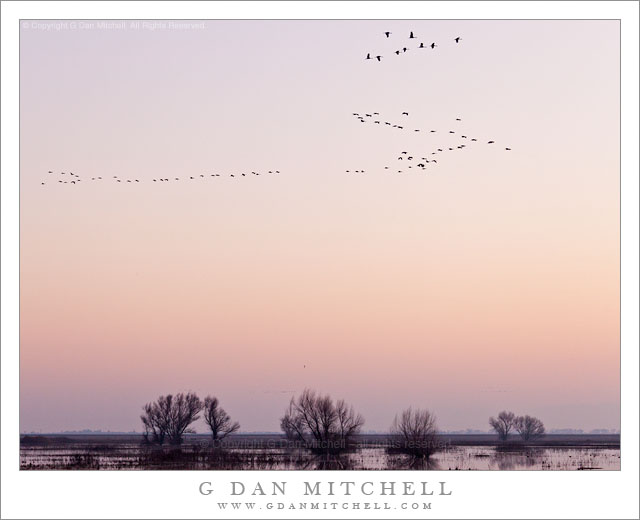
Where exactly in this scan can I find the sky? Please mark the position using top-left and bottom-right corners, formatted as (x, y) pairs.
(19, 20), (619, 433)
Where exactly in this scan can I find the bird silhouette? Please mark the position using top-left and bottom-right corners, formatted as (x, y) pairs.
(454, 37), (462, 43)
(409, 31), (415, 39)
(375, 55), (382, 61)
(402, 47), (408, 52)
(395, 50), (401, 55)
(430, 42), (437, 49)
(366, 53), (372, 60)
(402, 112), (409, 116)
(456, 118), (462, 121)
(384, 31), (391, 38)
(419, 43), (425, 48)
(488, 141), (495, 144)
(505, 147), (511, 150)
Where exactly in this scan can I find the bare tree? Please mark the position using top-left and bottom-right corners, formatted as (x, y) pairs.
(140, 393), (203, 446)
(203, 396), (240, 443)
(514, 415), (545, 441)
(141, 395), (173, 445)
(390, 407), (439, 458)
(280, 389), (364, 454)
(489, 411), (516, 441)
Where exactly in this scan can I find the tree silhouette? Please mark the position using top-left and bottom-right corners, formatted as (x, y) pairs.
(514, 415), (545, 441)
(390, 407), (439, 458)
(141, 393), (203, 445)
(280, 389), (364, 455)
(203, 396), (240, 444)
(489, 411), (516, 441)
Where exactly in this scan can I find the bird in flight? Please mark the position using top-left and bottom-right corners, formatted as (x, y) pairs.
(395, 50), (401, 55)
(376, 55), (382, 61)
(409, 31), (416, 39)
(402, 112), (409, 116)
(366, 53), (372, 60)
(419, 43), (425, 48)
(430, 42), (437, 49)
(454, 37), (462, 43)
(402, 47), (408, 53)
(384, 31), (391, 38)
(456, 118), (462, 121)
(488, 140), (495, 144)
(505, 147), (511, 150)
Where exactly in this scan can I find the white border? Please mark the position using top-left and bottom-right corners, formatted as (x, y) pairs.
(2, 2), (638, 519)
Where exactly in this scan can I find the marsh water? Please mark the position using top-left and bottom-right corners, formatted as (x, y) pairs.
(20, 434), (620, 470)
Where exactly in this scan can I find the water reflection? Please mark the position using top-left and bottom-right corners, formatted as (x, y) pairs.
(20, 443), (621, 470)
(490, 448), (541, 470)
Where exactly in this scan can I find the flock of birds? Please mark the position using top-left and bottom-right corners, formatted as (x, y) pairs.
(366, 31), (462, 61)
(40, 31), (512, 187)
(346, 110), (511, 174)
(40, 169), (282, 186)
(353, 32), (512, 174)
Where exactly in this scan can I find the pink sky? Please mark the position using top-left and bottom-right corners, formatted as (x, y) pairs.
(20, 20), (619, 433)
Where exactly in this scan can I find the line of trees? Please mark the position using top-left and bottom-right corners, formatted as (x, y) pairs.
(141, 392), (239, 446)
(140, 392), (545, 454)
(489, 411), (545, 441)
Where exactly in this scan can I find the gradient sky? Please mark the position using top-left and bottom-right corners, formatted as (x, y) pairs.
(20, 20), (619, 433)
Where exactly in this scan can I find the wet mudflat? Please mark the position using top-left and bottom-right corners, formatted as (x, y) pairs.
(20, 434), (620, 470)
